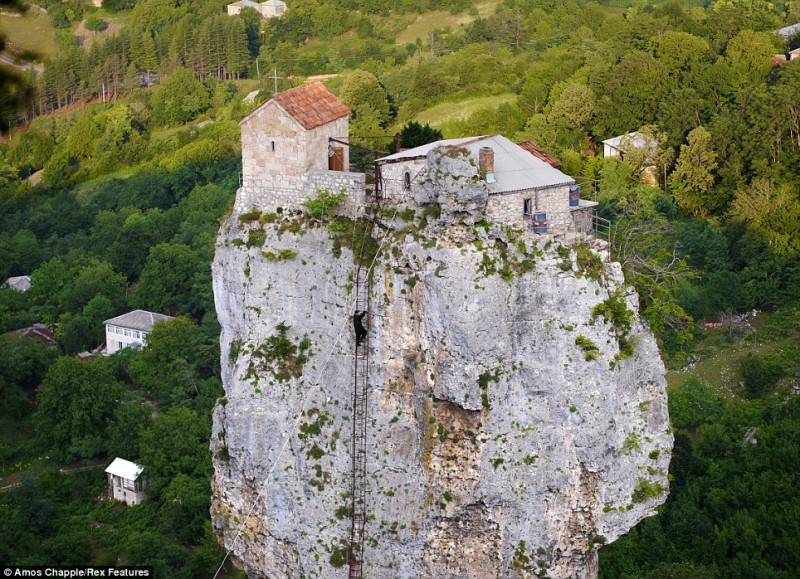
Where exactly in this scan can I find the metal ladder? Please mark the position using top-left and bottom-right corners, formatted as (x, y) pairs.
(348, 263), (370, 579)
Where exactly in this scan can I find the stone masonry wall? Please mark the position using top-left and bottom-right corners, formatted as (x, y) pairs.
(487, 185), (571, 232)
(234, 170), (365, 214)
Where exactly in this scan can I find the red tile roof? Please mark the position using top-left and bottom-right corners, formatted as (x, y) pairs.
(242, 81), (351, 130)
(517, 141), (562, 168)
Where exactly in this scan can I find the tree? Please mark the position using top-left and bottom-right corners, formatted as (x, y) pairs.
(129, 317), (202, 408)
(671, 126), (720, 215)
(139, 406), (211, 493)
(132, 243), (198, 314)
(150, 68), (210, 125)
(649, 31), (711, 77)
(337, 69), (391, 128)
(547, 82), (595, 131)
(0, 335), (57, 418)
(33, 356), (125, 460)
(397, 121), (443, 150)
(728, 178), (800, 255)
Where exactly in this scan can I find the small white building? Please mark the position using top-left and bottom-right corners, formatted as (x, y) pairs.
(2, 275), (31, 292)
(227, 0), (286, 17)
(105, 457), (146, 506)
(103, 310), (174, 355)
(601, 131), (648, 159)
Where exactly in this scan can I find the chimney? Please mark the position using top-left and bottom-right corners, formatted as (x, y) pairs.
(479, 146), (496, 183)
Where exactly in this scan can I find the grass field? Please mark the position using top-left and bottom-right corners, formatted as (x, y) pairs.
(395, 0), (501, 45)
(665, 303), (800, 396)
(416, 93), (516, 128)
(0, 6), (58, 61)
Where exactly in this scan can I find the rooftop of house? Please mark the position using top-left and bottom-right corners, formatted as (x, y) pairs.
(7, 323), (57, 347)
(601, 131), (647, 152)
(103, 310), (174, 332)
(240, 81), (350, 130)
(2, 275), (31, 292)
(517, 141), (562, 168)
(777, 22), (800, 38)
(377, 134), (575, 194)
(106, 457), (144, 481)
(228, 0), (259, 6)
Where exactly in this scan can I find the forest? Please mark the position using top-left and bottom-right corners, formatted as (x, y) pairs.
(0, 0), (799, 576)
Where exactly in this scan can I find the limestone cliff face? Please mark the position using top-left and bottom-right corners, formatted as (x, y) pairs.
(210, 209), (672, 578)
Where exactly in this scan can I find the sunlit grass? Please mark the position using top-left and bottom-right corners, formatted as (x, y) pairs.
(415, 93), (516, 135)
(0, 6), (58, 60)
(395, 0), (500, 45)
(665, 304), (800, 396)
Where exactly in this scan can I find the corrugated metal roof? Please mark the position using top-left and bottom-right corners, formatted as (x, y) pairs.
(377, 134), (575, 194)
(778, 22), (800, 37)
(106, 457), (144, 481)
(103, 310), (174, 332)
(3, 275), (31, 291)
(601, 131), (648, 152)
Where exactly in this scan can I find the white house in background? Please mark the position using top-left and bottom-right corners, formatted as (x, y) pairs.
(2, 275), (31, 292)
(103, 309), (174, 355)
(777, 22), (800, 40)
(227, 0), (286, 17)
(601, 131), (648, 159)
(106, 457), (146, 506)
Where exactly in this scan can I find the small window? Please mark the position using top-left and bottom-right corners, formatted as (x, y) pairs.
(271, 140), (275, 152)
(523, 198), (532, 217)
(403, 172), (411, 191)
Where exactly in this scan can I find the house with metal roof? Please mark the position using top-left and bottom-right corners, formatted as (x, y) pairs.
(106, 457), (146, 506)
(227, 0), (286, 17)
(377, 134), (596, 233)
(777, 22), (800, 40)
(236, 80), (365, 214)
(2, 275), (31, 292)
(103, 309), (174, 355)
(601, 131), (649, 159)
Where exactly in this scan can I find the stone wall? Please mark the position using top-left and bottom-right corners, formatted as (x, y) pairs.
(379, 159), (423, 205)
(234, 170), (365, 214)
(487, 185), (572, 232)
(571, 206), (594, 235)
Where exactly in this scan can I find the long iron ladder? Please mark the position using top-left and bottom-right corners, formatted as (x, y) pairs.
(349, 263), (370, 579)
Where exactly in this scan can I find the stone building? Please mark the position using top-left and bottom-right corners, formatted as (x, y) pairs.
(237, 81), (365, 214)
(377, 134), (596, 234)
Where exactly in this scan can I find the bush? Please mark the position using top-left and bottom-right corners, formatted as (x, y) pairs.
(304, 188), (347, 218)
(85, 16), (108, 32)
(738, 353), (784, 399)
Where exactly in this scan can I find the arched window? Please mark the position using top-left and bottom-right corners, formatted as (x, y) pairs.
(271, 141), (275, 152)
(403, 172), (411, 191)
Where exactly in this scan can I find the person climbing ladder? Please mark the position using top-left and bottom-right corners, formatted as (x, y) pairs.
(353, 310), (368, 346)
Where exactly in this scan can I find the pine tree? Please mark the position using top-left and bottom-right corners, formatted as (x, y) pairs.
(671, 126), (720, 215)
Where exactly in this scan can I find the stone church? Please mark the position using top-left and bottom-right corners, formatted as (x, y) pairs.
(236, 81), (365, 214)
